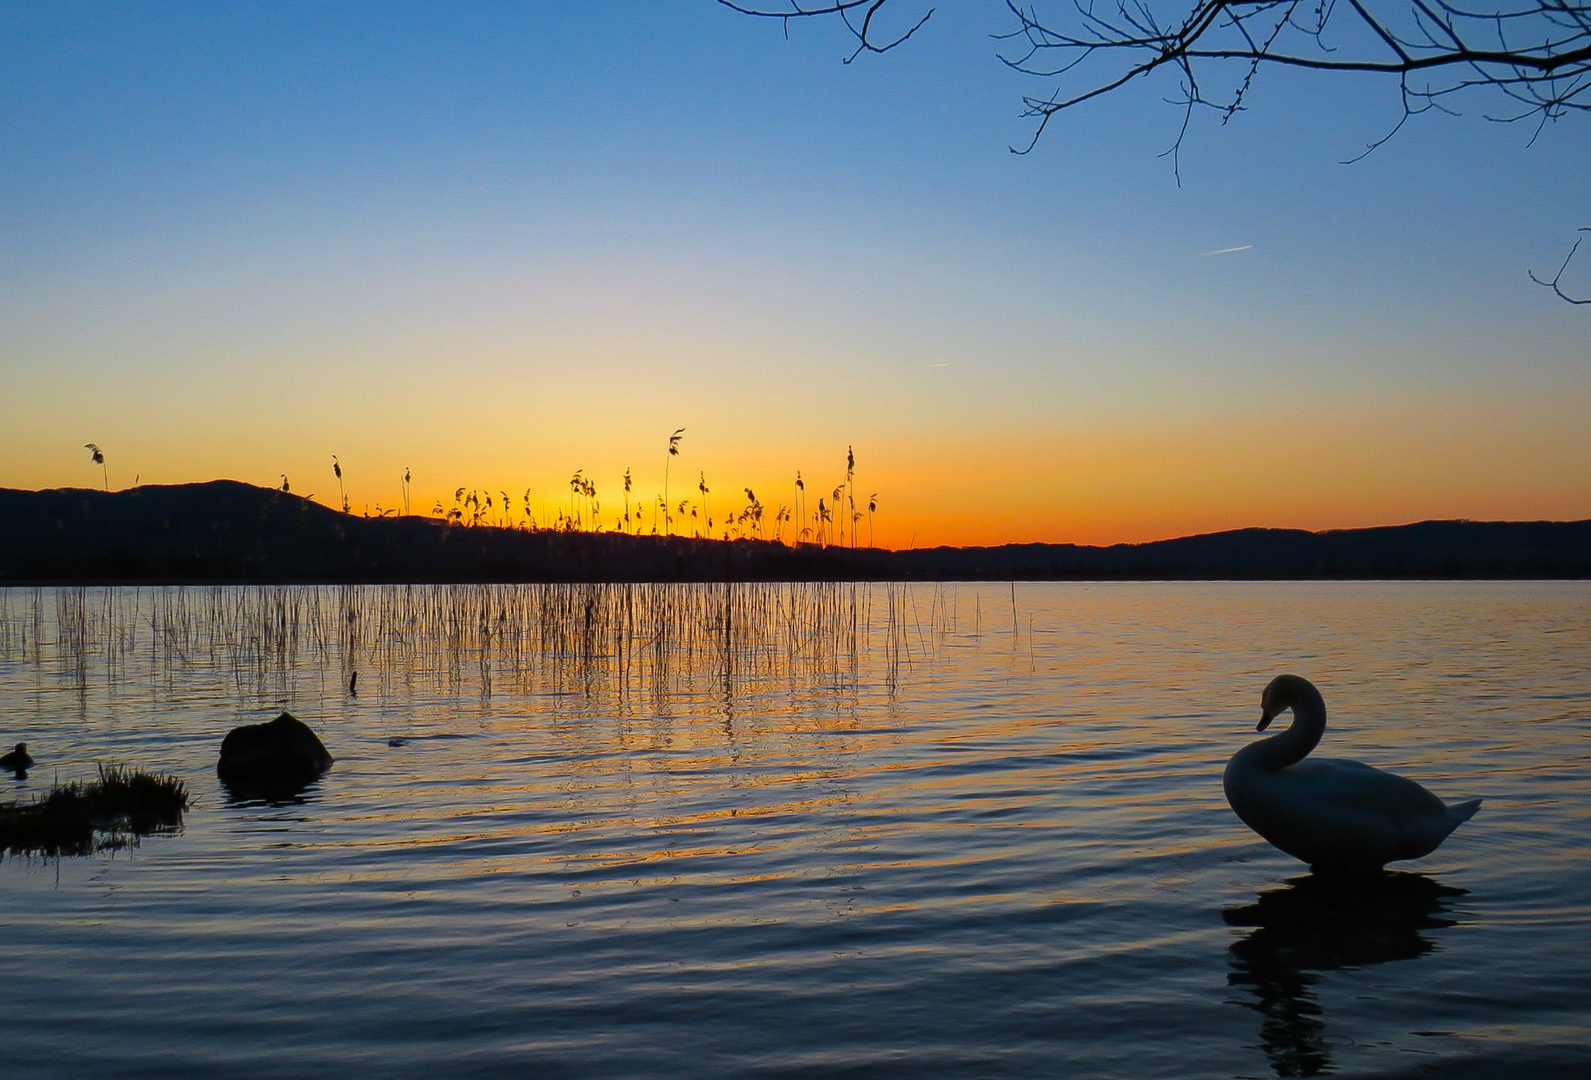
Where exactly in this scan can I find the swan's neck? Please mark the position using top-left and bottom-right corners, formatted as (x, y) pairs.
(1249, 684), (1327, 771)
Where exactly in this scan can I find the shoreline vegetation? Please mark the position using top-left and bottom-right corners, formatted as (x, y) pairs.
(0, 765), (190, 858)
(2, 480), (1589, 582)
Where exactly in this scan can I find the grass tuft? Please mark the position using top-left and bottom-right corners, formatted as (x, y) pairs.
(0, 764), (191, 857)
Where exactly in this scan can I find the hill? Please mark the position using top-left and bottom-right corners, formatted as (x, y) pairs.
(1, 481), (1588, 583)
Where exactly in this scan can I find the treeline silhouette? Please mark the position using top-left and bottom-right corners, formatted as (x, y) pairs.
(2, 481), (1588, 582)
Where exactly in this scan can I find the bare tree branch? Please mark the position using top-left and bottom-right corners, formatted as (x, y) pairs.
(723, 0), (1590, 301)
(724, 1), (1590, 157)
(718, 0), (934, 58)
(1530, 228), (1591, 302)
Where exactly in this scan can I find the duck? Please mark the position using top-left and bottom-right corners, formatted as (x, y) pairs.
(1223, 675), (1481, 874)
(0, 742), (34, 772)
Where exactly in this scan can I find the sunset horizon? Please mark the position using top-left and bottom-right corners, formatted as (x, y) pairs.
(8, 441), (1591, 551)
(4, 5), (1586, 553)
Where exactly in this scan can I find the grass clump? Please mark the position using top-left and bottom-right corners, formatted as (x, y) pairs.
(0, 764), (191, 857)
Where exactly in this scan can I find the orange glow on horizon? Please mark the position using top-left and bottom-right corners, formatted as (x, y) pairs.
(4, 371), (1587, 550)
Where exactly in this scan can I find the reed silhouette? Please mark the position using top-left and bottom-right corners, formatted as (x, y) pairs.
(568, 470), (585, 531)
(0, 582), (904, 718)
(84, 444), (107, 491)
(279, 434), (878, 550)
(333, 456), (347, 514)
(794, 472), (807, 545)
(663, 428), (685, 535)
(846, 446), (855, 548)
(623, 468), (633, 534)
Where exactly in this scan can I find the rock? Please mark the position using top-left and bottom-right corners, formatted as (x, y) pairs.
(217, 712), (332, 795)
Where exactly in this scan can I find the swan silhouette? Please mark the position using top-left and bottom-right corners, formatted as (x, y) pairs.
(0, 742), (33, 773)
(1224, 675), (1481, 874)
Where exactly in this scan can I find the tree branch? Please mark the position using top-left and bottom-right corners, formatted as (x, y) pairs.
(1530, 228), (1591, 302)
(725, 0), (1590, 302)
(717, 0), (934, 55)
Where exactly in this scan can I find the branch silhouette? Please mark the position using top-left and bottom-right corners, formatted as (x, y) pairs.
(724, 0), (1590, 298)
(724, 1), (1590, 138)
(1530, 227), (1591, 302)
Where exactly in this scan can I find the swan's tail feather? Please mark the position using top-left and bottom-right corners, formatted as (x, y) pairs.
(1447, 797), (1483, 827)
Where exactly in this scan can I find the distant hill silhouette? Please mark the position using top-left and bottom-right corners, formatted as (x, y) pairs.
(1, 481), (1588, 583)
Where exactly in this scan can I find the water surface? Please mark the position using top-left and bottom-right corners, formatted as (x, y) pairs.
(1, 582), (1587, 1078)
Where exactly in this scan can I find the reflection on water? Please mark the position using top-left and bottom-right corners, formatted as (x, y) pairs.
(0, 581), (1589, 1078)
(219, 773), (327, 808)
(0, 581), (886, 713)
(1225, 872), (1467, 1077)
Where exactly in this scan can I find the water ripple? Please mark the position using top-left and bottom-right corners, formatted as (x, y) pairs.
(1, 581), (1588, 1078)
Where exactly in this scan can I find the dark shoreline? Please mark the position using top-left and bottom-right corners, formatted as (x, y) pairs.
(4, 480), (1589, 583)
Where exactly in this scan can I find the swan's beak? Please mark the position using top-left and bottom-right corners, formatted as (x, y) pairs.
(1257, 709), (1276, 732)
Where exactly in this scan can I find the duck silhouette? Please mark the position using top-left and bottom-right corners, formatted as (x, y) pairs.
(1, 742), (35, 774)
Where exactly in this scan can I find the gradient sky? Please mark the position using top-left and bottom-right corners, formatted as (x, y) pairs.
(3, 1), (1587, 546)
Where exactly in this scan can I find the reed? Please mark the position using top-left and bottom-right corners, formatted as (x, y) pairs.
(0, 582), (951, 719)
(333, 456), (348, 514)
(332, 436), (879, 547)
(623, 468), (633, 534)
(84, 444), (108, 491)
(847, 446), (855, 548)
(663, 428), (684, 536)
(0, 764), (190, 857)
(795, 472), (807, 545)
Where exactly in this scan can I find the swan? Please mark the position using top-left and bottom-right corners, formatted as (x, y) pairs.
(1223, 675), (1481, 874)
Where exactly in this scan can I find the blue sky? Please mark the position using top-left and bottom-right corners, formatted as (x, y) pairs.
(3, 1), (1586, 543)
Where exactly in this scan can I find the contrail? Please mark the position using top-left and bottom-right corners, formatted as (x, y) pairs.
(1203, 244), (1254, 256)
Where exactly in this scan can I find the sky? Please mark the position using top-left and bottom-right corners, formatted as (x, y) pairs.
(2, 1), (1587, 547)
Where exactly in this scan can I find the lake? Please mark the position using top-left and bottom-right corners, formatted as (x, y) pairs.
(1, 581), (1588, 1078)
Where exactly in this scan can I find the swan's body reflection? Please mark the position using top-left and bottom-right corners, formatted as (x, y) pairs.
(1224, 871), (1467, 1077)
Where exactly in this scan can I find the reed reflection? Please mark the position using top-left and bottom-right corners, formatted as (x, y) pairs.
(1224, 871), (1467, 1077)
(0, 582), (896, 717)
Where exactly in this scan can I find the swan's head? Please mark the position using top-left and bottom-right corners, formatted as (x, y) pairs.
(1258, 674), (1317, 731)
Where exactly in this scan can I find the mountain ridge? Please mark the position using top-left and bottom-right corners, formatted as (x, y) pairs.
(2, 480), (1588, 582)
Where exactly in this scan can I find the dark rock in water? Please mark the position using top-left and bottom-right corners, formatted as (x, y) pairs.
(217, 713), (332, 799)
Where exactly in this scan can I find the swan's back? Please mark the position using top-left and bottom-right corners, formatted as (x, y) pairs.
(1227, 756), (1478, 872)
